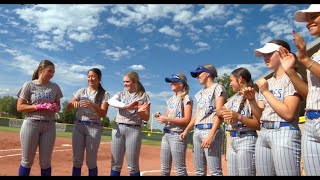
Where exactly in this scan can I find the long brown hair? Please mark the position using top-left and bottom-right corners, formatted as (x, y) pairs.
(125, 71), (145, 97)
(231, 67), (254, 114)
(88, 68), (106, 105)
(32, 60), (55, 80)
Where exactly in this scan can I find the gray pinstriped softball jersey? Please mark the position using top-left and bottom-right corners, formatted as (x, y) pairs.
(72, 87), (110, 169)
(111, 90), (151, 174)
(160, 94), (192, 176)
(256, 74), (301, 176)
(302, 49), (320, 176)
(16, 80), (63, 169)
(193, 83), (227, 176)
(224, 93), (257, 176)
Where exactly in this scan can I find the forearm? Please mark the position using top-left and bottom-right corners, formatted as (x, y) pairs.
(168, 116), (190, 125)
(285, 68), (308, 98)
(300, 57), (320, 79)
(249, 100), (262, 120)
(138, 110), (150, 121)
(207, 116), (221, 139)
(240, 114), (260, 130)
(262, 91), (294, 120)
(17, 104), (37, 113)
(184, 115), (196, 133)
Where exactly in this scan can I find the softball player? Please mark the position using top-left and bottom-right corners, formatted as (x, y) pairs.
(216, 67), (260, 176)
(66, 68), (109, 176)
(277, 5), (320, 175)
(16, 60), (63, 176)
(155, 73), (193, 176)
(180, 64), (227, 176)
(244, 40), (302, 176)
(108, 71), (150, 176)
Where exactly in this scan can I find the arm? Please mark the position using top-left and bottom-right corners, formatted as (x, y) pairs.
(279, 47), (308, 98)
(293, 32), (320, 79)
(137, 103), (151, 121)
(66, 96), (79, 111)
(222, 110), (260, 130)
(201, 96), (225, 148)
(17, 98), (37, 113)
(157, 101), (193, 125)
(258, 78), (301, 121)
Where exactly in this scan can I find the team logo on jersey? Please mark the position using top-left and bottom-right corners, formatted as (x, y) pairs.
(35, 92), (55, 102)
(270, 88), (283, 100)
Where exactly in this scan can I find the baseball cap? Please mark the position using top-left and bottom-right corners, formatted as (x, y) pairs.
(254, 43), (281, 57)
(294, 4), (320, 22)
(165, 74), (184, 83)
(190, 65), (215, 78)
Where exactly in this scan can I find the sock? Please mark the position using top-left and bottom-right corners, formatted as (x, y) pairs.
(19, 165), (31, 176)
(130, 171), (140, 176)
(88, 167), (98, 176)
(72, 167), (81, 176)
(110, 169), (121, 176)
(41, 167), (51, 176)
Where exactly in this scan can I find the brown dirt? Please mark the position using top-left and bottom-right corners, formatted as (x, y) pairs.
(0, 132), (227, 176)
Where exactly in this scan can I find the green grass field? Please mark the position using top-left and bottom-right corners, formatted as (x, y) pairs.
(0, 126), (162, 146)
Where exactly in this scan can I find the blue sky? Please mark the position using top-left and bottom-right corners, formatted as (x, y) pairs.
(0, 4), (314, 130)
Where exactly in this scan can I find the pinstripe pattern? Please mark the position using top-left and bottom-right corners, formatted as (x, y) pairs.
(165, 94), (192, 132)
(194, 83), (227, 125)
(305, 50), (320, 111)
(111, 90), (150, 174)
(302, 50), (320, 176)
(192, 83), (226, 176)
(17, 80), (63, 170)
(20, 119), (56, 169)
(193, 128), (223, 176)
(72, 121), (103, 169)
(302, 118), (320, 175)
(111, 124), (142, 173)
(255, 126), (301, 175)
(160, 94), (192, 176)
(256, 74), (301, 176)
(17, 80), (63, 121)
(258, 75), (300, 124)
(224, 93), (257, 176)
(227, 135), (256, 176)
(160, 133), (188, 176)
(72, 88), (109, 170)
(114, 90), (150, 125)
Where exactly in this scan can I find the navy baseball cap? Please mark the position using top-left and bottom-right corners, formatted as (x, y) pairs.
(190, 65), (215, 78)
(165, 74), (184, 83)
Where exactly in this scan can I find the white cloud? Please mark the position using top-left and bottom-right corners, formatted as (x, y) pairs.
(156, 43), (179, 51)
(137, 23), (156, 33)
(159, 25), (181, 37)
(15, 4), (106, 51)
(129, 64), (145, 71)
(102, 46), (135, 61)
(260, 4), (276, 12)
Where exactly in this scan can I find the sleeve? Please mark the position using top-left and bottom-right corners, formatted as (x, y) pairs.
(224, 97), (233, 110)
(102, 91), (110, 104)
(108, 92), (125, 108)
(73, 88), (85, 100)
(16, 82), (31, 102)
(54, 84), (63, 101)
(215, 84), (227, 100)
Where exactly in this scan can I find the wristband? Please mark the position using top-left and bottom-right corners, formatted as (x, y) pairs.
(307, 60), (315, 70)
(237, 114), (243, 122)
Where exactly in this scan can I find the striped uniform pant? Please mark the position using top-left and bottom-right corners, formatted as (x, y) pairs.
(255, 126), (301, 176)
(301, 118), (320, 176)
(192, 128), (223, 176)
(111, 124), (142, 174)
(227, 134), (257, 176)
(20, 119), (56, 169)
(72, 122), (102, 169)
(160, 132), (188, 176)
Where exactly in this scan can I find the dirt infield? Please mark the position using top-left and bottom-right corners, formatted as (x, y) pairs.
(0, 132), (227, 176)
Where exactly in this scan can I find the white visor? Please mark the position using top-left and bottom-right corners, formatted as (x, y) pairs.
(254, 43), (280, 57)
(294, 4), (320, 22)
